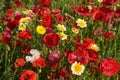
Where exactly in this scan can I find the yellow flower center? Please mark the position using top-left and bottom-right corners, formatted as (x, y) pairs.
(36, 25), (46, 34)
(73, 63), (83, 73)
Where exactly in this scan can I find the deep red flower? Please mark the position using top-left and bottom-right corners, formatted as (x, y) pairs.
(17, 30), (32, 40)
(6, 19), (18, 31)
(40, 15), (52, 27)
(71, 5), (80, 13)
(13, 0), (23, 7)
(99, 58), (120, 76)
(58, 68), (72, 80)
(64, 50), (73, 57)
(6, 9), (13, 16)
(101, 0), (118, 6)
(2, 31), (12, 43)
(83, 38), (95, 47)
(21, 45), (31, 54)
(114, 8), (120, 17)
(11, 40), (21, 47)
(104, 32), (114, 40)
(68, 50), (89, 64)
(19, 70), (36, 80)
(38, 7), (51, 16)
(32, 58), (46, 69)
(55, 14), (64, 24)
(31, 6), (41, 13)
(43, 33), (60, 48)
(14, 58), (26, 69)
(52, 9), (60, 15)
(39, 0), (51, 7)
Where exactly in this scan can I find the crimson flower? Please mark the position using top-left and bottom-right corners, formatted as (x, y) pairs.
(2, 30), (12, 43)
(32, 58), (46, 69)
(40, 15), (52, 27)
(39, 0), (51, 7)
(6, 9), (13, 16)
(17, 30), (32, 40)
(21, 45), (31, 54)
(99, 58), (120, 76)
(13, 0), (23, 7)
(104, 32), (114, 40)
(19, 70), (36, 80)
(55, 14), (64, 24)
(38, 7), (51, 16)
(43, 33), (60, 48)
(14, 58), (26, 69)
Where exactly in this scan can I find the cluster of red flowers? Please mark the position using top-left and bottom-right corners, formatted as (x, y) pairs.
(0, 0), (120, 80)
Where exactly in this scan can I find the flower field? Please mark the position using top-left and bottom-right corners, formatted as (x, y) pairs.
(0, 0), (120, 80)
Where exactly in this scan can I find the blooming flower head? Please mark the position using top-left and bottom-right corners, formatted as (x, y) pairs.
(72, 27), (79, 34)
(19, 17), (31, 25)
(76, 19), (87, 28)
(36, 25), (46, 34)
(14, 58), (26, 69)
(58, 32), (67, 40)
(90, 44), (99, 51)
(19, 23), (26, 31)
(57, 24), (66, 31)
(71, 62), (85, 75)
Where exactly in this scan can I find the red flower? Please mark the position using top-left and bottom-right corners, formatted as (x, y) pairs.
(68, 50), (89, 64)
(31, 6), (41, 13)
(2, 31), (12, 43)
(32, 58), (46, 69)
(55, 14), (64, 24)
(43, 33), (60, 48)
(19, 70), (36, 80)
(39, 0), (51, 7)
(17, 30), (32, 40)
(99, 58), (120, 76)
(104, 32), (114, 40)
(38, 7), (51, 16)
(52, 9), (60, 15)
(101, 0), (118, 6)
(6, 9), (13, 16)
(13, 0), (23, 7)
(40, 15), (52, 27)
(21, 45), (31, 54)
(11, 40), (21, 47)
(14, 58), (26, 69)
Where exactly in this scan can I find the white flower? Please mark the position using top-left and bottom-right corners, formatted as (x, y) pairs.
(71, 62), (85, 75)
(26, 56), (34, 62)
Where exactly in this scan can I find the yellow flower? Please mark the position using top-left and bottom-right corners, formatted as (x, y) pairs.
(57, 24), (66, 31)
(98, 0), (103, 3)
(58, 32), (67, 40)
(90, 44), (99, 51)
(19, 24), (26, 31)
(71, 62), (85, 75)
(72, 28), (79, 34)
(23, 10), (32, 15)
(19, 17), (30, 24)
(76, 19), (87, 28)
(36, 25), (46, 34)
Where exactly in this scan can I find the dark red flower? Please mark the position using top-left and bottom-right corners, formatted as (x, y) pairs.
(39, 0), (51, 7)
(64, 50), (73, 57)
(114, 8), (120, 17)
(6, 9), (13, 16)
(104, 32), (114, 40)
(2, 31), (12, 43)
(31, 6), (41, 13)
(58, 68), (72, 80)
(17, 30), (32, 40)
(101, 0), (118, 6)
(71, 5), (80, 13)
(19, 70), (36, 80)
(68, 50), (89, 64)
(52, 9), (60, 15)
(11, 40), (21, 47)
(55, 14), (64, 24)
(14, 58), (26, 69)
(32, 58), (46, 69)
(40, 15), (52, 27)
(13, 0), (23, 7)
(21, 45), (31, 54)
(38, 7), (51, 16)
(43, 33), (60, 48)
(99, 58), (120, 76)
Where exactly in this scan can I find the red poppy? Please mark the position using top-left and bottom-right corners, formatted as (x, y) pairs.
(13, 0), (23, 7)
(99, 58), (120, 76)
(21, 45), (31, 54)
(38, 7), (51, 16)
(2, 30), (12, 43)
(17, 30), (32, 40)
(39, 0), (51, 7)
(14, 58), (26, 69)
(52, 9), (60, 15)
(19, 70), (36, 80)
(32, 58), (46, 69)
(43, 33), (60, 48)
(6, 9), (13, 16)
(104, 32), (114, 40)
(40, 15), (52, 27)
(68, 50), (89, 64)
